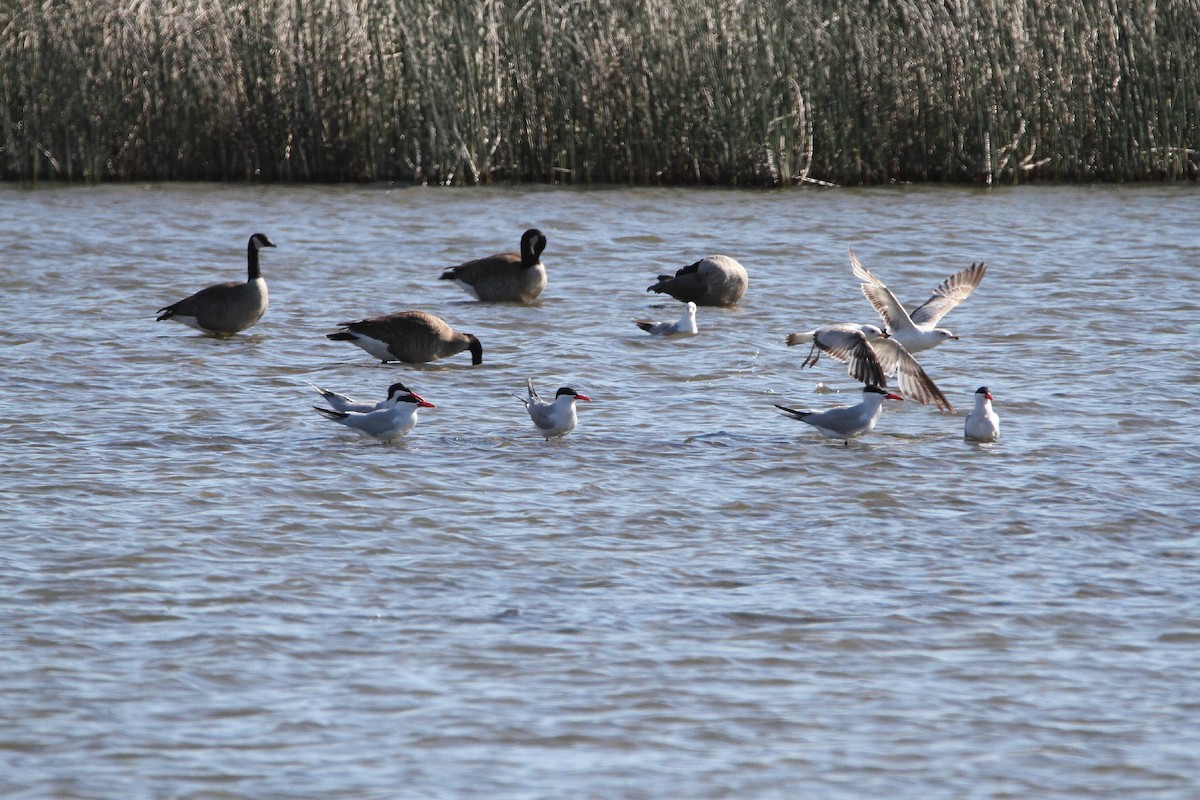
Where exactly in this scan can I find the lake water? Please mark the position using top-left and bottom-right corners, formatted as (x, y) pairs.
(1, 182), (1198, 799)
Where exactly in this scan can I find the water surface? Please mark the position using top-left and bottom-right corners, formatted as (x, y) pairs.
(1, 183), (1198, 799)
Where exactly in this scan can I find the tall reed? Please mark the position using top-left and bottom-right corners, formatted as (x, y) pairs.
(1, 0), (1195, 184)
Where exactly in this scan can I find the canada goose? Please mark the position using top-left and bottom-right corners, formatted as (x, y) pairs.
(515, 378), (591, 439)
(850, 249), (987, 353)
(156, 233), (275, 336)
(313, 382), (435, 442)
(439, 228), (548, 303)
(647, 254), (748, 307)
(327, 310), (483, 365)
(785, 323), (953, 413)
(964, 386), (1000, 441)
(634, 301), (698, 336)
(774, 385), (904, 445)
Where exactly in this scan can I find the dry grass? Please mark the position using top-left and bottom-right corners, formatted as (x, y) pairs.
(1, 0), (1196, 184)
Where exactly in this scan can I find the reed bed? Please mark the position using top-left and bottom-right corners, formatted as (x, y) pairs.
(1, 0), (1196, 184)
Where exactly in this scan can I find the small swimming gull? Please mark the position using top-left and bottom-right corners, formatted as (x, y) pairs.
(635, 301), (698, 336)
(774, 384), (903, 444)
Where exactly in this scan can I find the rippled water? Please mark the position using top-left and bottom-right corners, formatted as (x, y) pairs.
(2, 183), (1198, 799)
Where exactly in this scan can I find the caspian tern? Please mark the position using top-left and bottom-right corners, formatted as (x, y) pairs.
(786, 323), (954, 413)
(313, 382), (435, 441)
(635, 301), (698, 336)
(774, 384), (903, 444)
(327, 310), (482, 365)
(156, 233), (274, 336)
(850, 249), (986, 353)
(964, 386), (1000, 441)
(516, 378), (591, 439)
(306, 381), (426, 414)
(438, 228), (548, 303)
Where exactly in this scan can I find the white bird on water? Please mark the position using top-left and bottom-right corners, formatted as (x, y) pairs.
(785, 323), (953, 413)
(306, 381), (394, 414)
(964, 386), (1000, 441)
(634, 301), (698, 336)
(516, 378), (591, 439)
(774, 384), (903, 444)
(850, 249), (986, 354)
(313, 382), (435, 442)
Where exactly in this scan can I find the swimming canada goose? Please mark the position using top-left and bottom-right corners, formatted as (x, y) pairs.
(647, 254), (748, 307)
(156, 233), (275, 336)
(439, 228), (548, 303)
(326, 310), (483, 365)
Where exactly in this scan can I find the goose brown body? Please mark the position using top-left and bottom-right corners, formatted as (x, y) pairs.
(647, 254), (748, 307)
(327, 310), (483, 365)
(439, 228), (548, 303)
(156, 233), (274, 336)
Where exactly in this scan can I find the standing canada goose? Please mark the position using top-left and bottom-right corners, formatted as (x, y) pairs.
(964, 386), (1000, 441)
(313, 382), (435, 442)
(647, 254), (748, 307)
(774, 385), (903, 445)
(850, 249), (987, 353)
(156, 233), (275, 336)
(515, 378), (591, 439)
(326, 310), (483, 365)
(439, 228), (548, 303)
(634, 301), (698, 336)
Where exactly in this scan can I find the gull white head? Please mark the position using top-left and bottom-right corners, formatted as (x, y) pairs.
(859, 324), (888, 340)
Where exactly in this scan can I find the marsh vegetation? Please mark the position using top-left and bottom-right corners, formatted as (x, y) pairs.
(2, 0), (1196, 184)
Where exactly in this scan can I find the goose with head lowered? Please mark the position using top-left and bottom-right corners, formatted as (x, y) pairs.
(156, 233), (275, 336)
(313, 382), (435, 442)
(515, 378), (591, 439)
(774, 384), (903, 445)
(439, 228), (548, 303)
(647, 254), (748, 307)
(327, 310), (482, 365)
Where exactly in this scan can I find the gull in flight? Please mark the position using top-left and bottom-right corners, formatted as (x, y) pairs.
(785, 323), (954, 413)
(850, 249), (986, 353)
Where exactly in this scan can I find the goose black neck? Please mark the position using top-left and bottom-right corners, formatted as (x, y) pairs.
(247, 240), (262, 280)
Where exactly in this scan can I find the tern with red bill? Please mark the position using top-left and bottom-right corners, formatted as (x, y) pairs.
(964, 386), (1000, 441)
(516, 378), (591, 439)
(774, 384), (903, 444)
(313, 382), (435, 442)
